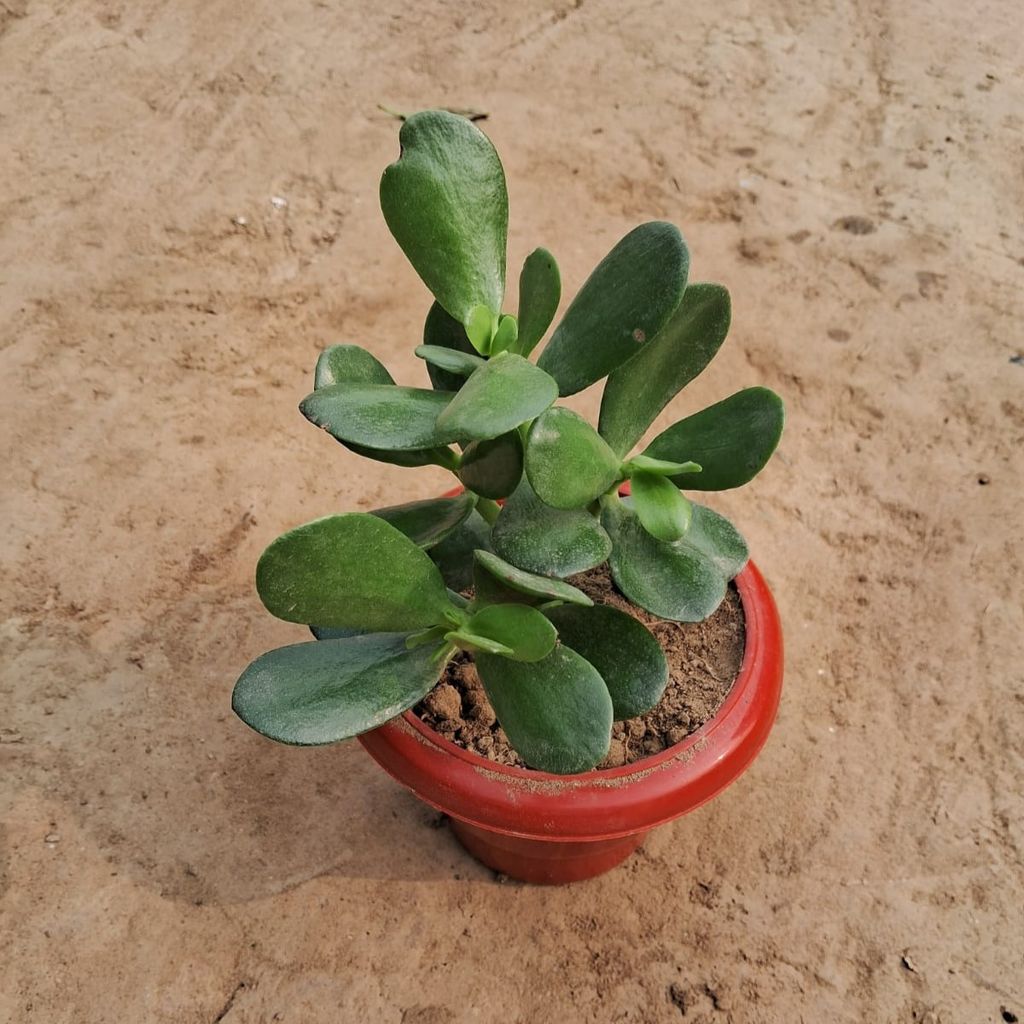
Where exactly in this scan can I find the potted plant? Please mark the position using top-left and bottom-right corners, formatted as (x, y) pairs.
(232, 110), (785, 884)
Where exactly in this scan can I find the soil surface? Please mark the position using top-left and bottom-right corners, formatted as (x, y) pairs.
(2, 2), (1023, 1022)
(417, 574), (744, 769)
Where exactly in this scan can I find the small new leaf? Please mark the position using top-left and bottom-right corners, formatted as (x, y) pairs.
(629, 471), (693, 542)
(516, 248), (561, 356)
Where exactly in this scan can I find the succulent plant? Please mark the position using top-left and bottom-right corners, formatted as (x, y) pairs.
(232, 110), (784, 774)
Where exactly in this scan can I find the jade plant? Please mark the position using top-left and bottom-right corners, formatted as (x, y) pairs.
(232, 110), (784, 774)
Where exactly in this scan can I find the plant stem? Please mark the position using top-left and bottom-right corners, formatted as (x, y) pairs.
(476, 497), (501, 524)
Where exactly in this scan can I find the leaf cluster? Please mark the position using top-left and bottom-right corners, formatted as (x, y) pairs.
(234, 111), (785, 774)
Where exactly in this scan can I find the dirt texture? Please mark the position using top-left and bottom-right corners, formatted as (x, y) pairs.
(417, 575), (744, 769)
(2, 2), (1023, 1022)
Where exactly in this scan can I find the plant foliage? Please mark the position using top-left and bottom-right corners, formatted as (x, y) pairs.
(234, 110), (784, 774)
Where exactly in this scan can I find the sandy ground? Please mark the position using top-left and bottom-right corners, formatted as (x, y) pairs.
(2, 1), (1022, 1021)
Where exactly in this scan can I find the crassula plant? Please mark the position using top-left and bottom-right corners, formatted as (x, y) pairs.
(233, 110), (784, 774)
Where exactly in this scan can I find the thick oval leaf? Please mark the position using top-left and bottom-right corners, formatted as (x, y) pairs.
(475, 646), (613, 774)
(314, 344), (395, 390)
(537, 222), (689, 396)
(458, 431), (524, 500)
(516, 248), (561, 357)
(474, 550), (593, 607)
(491, 478), (612, 577)
(629, 471), (693, 542)
(625, 455), (702, 477)
(423, 301), (479, 392)
(232, 634), (449, 745)
(435, 353), (558, 443)
(545, 604), (668, 720)
(415, 345), (485, 378)
(257, 514), (454, 630)
(683, 502), (749, 578)
(445, 630), (514, 657)
(643, 387), (785, 490)
(599, 283), (731, 454)
(428, 508), (493, 591)
(525, 407), (623, 509)
(344, 442), (459, 471)
(601, 499), (725, 622)
(300, 383), (453, 451)
(490, 314), (519, 356)
(380, 110), (507, 327)
(371, 492), (476, 549)
(463, 603), (557, 662)
(309, 624), (369, 640)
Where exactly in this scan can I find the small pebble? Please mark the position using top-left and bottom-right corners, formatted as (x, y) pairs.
(44, 833), (60, 844)
(270, 195), (288, 210)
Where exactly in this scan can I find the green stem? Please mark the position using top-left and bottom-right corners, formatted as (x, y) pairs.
(475, 496), (501, 524)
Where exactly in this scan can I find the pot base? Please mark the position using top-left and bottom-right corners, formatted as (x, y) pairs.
(450, 818), (648, 884)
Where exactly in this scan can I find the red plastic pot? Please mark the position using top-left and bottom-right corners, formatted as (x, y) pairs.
(359, 559), (783, 884)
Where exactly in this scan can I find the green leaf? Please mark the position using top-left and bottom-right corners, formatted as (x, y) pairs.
(458, 431), (524, 499)
(490, 314), (519, 356)
(380, 110), (507, 327)
(537, 222), (689, 396)
(423, 301), (479, 392)
(314, 344), (395, 389)
(474, 550), (593, 607)
(516, 248), (560, 356)
(428, 508), (493, 591)
(629, 471), (692, 542)
(643, 387), (785, 490)
(525, 407), (623, 509)
(308, 342), (457, 468)
(414, 345), (485, 378)
(257, 514), (454, 630)
(445, 630), (514, 657)
(682, 502), (749, 578)
(232, 633), (449, 746)
(475, 646), (613, 774)
(491, 478), (612, 577)
(344, 443), (459, 471)
(545, 605), (668, 720)
(465, 305), (496, 355)
(371, 492), (476, 549)
(624, 455), (702, 477)
(300, 383), (453, 451)
(599, 283), (731, 454)
(309, 624), (369, 640)
(602, 499), (726, 622)
(462, 604), (557, 662)
(435, 353), (558, 443)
